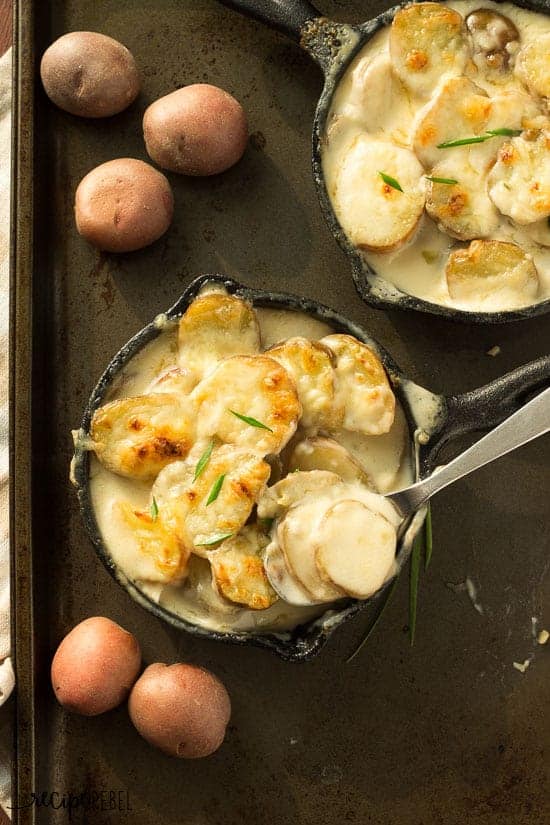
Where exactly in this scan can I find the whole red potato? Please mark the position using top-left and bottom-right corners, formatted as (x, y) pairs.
(143, 84), (248, 176)
(51, 617), (142, 716)
(74, 158), (174, 253)
(40, 32), (140, 118)
(128, 662), (231, 758)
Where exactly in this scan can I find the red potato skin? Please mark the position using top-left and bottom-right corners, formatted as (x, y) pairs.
(143, 84), (249, 176)
(74, 158), (174, 253)
(40, 32), (140, 118)
(128, 663), (232, 758)
(51, 617), (142, 716)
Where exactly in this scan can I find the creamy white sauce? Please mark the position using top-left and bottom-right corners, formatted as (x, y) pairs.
(89, 303), (413, 633)
(322, 1), (550, 311)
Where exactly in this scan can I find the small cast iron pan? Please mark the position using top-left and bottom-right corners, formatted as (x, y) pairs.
(218, 0), (550, 324)
(72, 275), (550, 661)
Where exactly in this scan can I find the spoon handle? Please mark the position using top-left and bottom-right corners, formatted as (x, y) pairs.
(390, 386), (550, 517)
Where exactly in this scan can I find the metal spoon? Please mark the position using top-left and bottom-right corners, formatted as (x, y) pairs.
(389, 386), (550, 529)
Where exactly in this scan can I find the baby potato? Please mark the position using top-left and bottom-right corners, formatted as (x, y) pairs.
(488, 132), (550, 225)
(332, 135), (425, 252)
(75, 158), (174, 253)
(90, 392), (196, 481)
(40, 32), (140, 118)
(390, 3), (468, 98)
(321, 335), (395, 436)
(425, 165), (499, 241)
(515, 33), (550, 99)
(143, 84), (248, 176)
(289, 437), (373, 487)
(209, 525), (277, 610)
(191, 355), (301, 456)
(267, 337), (338, 429)
(128, 663), (231, 758)
(465, 9), (519, 73)
(445, 239), (539, 306)
(51, 617), (141, 715)
(178, 291), (260, 379)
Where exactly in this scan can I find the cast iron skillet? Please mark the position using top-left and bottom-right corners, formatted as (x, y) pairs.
(72, 275), (550, 661)
(218, 0), (550, 324)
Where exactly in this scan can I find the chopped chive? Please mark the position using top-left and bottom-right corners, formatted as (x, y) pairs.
(426, 176), (458, 185)
(437, 135), (492, 148)
(486, 128), (522, 137)
(195, 532), (234, 547)
(229, 410), (273, 432)
(150, 496), (159, 521)
(346, 575), (400, 663)
(194, 439), (214, 481)
(206, 473), (226, 506)
(378, 171), (403, 192)
(409, 528), (423, 646)
(424, 504), (433, 570)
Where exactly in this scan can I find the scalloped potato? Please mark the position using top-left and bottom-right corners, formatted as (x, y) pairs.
(322, 0), (550, 312)
(86, 288), (412, 634)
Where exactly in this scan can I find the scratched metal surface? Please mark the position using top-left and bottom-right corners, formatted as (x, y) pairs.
(14, 0), (550, 822)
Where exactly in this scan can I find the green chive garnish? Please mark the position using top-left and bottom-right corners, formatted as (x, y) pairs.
(426, 176), (458, 185)
(424, 503), (433, 570)
(378, 171), (403, 192)
(437, 135), (492, 148)
(229, 410), (273, 432)
(150, 497), (159, 521)
(206, 474), (226, 506)
(486, 128), (522, 137)
(409, 529), (422, 647)
(194, 440), (214, 481)
(195, 532), (234, 547)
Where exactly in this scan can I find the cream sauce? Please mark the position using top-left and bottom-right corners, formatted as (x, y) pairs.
(322, 0), (550, 311)
(89, 303), (413, 633)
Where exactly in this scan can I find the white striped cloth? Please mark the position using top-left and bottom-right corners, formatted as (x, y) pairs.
(0, 46), (14, 816)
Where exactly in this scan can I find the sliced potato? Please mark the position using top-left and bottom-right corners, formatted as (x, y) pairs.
(267, 337), (339, 429)
(445, 240), (539, 305)
(90, 393), (195, 481)
(178, 291), (260, 378)
(332, 135), (425, 253)
(515, 33), (550, 99)
(333, 403), (409, 495)
(390, 3), (468, 98)
(149, 367), (197, 396)
(191, 355), (301, 455)
(209, 525), (277, 610)
(321, 335), (395, 436)
(289, 437), (373, 487)
(314, 500), (397, 599)
(488, 132), (550, 225)
(152, 445), (271, 556)
(465, 9), (519, 73)
(412, 77), (491, 170)
(114, 501), (190, 584)
(257, 470), (342, 519)
(280, 503), (345, 602)
(425, 164), (499, 241)
(340, 52), (414, 143)
(263, 538), (323, 606)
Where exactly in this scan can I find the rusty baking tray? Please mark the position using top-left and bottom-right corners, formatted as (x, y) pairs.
(10, 0), (550, 823)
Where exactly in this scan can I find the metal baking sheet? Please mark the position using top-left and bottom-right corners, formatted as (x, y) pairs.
(11, 0), (550, 822)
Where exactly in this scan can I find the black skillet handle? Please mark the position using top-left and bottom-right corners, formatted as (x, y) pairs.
(217, 0), (322, 41)
(424, 355), (550, 468)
